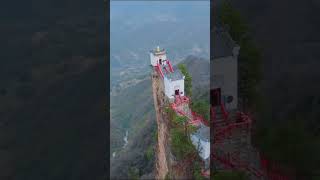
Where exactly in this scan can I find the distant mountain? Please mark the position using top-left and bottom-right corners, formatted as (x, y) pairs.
(110, 1), (210, 91)
(183, 55), (210, 98)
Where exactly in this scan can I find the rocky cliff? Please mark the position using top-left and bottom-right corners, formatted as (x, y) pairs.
(151, 70), (195, 180)
(152, 71), (170, 179)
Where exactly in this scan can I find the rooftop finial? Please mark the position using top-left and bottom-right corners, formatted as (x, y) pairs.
(156, 46), (160, 52)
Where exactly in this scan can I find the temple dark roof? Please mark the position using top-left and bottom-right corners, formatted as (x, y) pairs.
(164, 67), (184, 81)
(213, 27), (238, 59)
(194, 124), (209, 142)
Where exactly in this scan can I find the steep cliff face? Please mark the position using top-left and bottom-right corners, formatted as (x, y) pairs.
(152, 71), (194, 180)
(152, 71), (170, 179)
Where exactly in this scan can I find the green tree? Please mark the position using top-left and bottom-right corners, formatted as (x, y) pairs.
(238, 38), (262, 111)
(178, 63), (192, 97)
(165, 173), (171, 180)
(145, 145), (154, 161)
(171, 127), (197, 160)
(128, 167), (140, 180)
(174, 115), (188, 136)
(254, 119), (320, 177)
(174, 115), (188, 124)
(153, 129), (158, 142)
(188, 125), (198, 134)
(193, 161), (205, 180)
(218, 0), (262, 111)
(219, 1), (248, 42)
(191, 100), (210, 122)
(167, 106), (177, 122)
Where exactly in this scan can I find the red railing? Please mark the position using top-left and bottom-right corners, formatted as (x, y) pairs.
(211, 106), (216, 122)
(214, 151), (293, 180)
(201, 169), (210, 177)
(220, 103), (229, 120)
(171, 99), (209, 128)
(167, 59), (174, 73)
(174, 95), (189, 106)
(169, 94), (209, 177)
(163, 66), (169, 74)
(155, 63), (164, 78)
(191, 111), (209, 127)
(211, 103), (228, 123)
(169, 85), (293, 179)
(259, 154), (294, 180)
(213, 111), (251, 144)
(211, 104), (294, 179)
(212, 150), (265, 178)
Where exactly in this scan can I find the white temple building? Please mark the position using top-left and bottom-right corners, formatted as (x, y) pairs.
(150, 46), (185, 100)
(211, 27), (240, 111)
(150, 46), (167, 66)
(191, 124), (210, 169)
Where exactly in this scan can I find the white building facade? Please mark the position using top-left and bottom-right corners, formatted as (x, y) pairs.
(150, 46), (167, 66)
(164, 75), (185, 99)
(150, 46), (185, 100)
(211, 28), (240, 111)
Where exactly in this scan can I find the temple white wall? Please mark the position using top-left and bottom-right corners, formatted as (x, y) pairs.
(164, 77), (185, 99)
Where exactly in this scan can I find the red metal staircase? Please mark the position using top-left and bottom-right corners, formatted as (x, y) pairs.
(155, 63), (164, 78)
(211, 103), (294, 179)
(166, 59), (174, 73)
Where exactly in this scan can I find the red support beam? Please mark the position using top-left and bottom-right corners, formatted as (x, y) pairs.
(170, 95), (209, 127)
(163, 66), (169, 74)
(259, 153), (293, 180)
(167, 59), (174, 73)
(201, 169), (210, 177)
(211, 106), (216, 123)
(212, 150), (265, 178)
(156, 63), (164, 78)
(220, 102), (228, 121)
(213, 114), (252, 145)
(171, 94), (296, 179)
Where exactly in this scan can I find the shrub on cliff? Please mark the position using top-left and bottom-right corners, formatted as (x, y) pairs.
(171, 128), (196, 160)
(178, 63), (192, 97)
(193, 161), (205, 180)
(191, 100), (210, 122)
